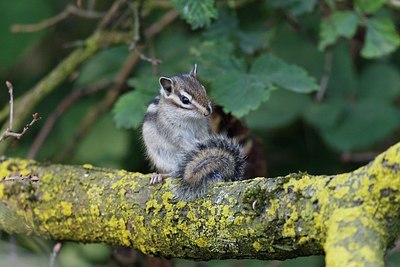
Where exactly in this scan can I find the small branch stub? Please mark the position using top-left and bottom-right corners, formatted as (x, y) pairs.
(0, 82), (42, 143)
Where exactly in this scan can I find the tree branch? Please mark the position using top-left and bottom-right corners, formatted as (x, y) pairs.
(0, 142), (399, 266)
(11, 4), (106, 33)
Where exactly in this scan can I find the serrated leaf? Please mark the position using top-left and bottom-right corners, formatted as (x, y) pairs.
(361, 18), (400, 58)
(212, 71), (272, 117)
(355, 0), (385, 13)
(202, 8), (238, 39)
(251, 55), (318, 93)
(322, 100), (400, 151)
(271, 24), (324, 78)
(190, 40), (246, 81)
(172, 0), (217, 29)
(318, 11), (359, 50)
(246, 89), (311, 129)
(112, 91), (154, 129)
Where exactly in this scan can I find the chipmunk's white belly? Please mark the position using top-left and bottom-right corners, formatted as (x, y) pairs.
(142, 118), (209, 173)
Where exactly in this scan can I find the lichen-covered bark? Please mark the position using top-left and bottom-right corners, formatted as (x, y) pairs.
(0, 142), (399, 266)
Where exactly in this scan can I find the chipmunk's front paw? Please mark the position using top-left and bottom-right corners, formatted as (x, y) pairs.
(149, 173), (170, 185)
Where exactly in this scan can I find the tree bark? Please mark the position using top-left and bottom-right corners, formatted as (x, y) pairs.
(0, 142), (399, 266)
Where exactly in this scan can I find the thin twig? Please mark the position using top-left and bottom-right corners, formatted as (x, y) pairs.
(97, 0), (126, 29)
(6, 81), (13, 130)
(49, 242), (62, 267)
(11, 4), (105, 33)
(0, 82), (41, 143)
(143, 10), (179, 38)
(1, 174), (39, 182)
(315, 48), (333, 102)
(134, 50), (162, 65)
(129, 1), (162, 66)
(27, 81), (110, 159)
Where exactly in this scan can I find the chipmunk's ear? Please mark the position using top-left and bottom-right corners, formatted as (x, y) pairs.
(159, 77), (173, 96)
(190, 64), (197, 77)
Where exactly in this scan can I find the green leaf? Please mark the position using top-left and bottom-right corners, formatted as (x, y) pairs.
(113, 75), (159, 130)
(154, 27), (200, 75)
(236, 30), (270, 54)
(361, 18), (400, 58)
(355, 0), (385, 13)
(127, 76), (159, 95)
(190, 40), (246, 81)
(322, 100), (400, 151)
(304, 101), (344, 131)
(318, 11), (360, 50)
(212, 71), (272, 117)
(251, 55), (319, 93)
(172, 0), (217, 29)
(325, 41), (358, 99)
(112, 91), (154, 129)
(202, 8), (238, 39)
(358, 63), (400, 100)
(245, 89), (311, 129)
(271, 23), (325, 79)
(267, 0), (318, 15)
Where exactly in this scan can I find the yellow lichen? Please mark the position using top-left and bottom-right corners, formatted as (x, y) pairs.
(60, 201), (72, 216)
(253, 241), (262, 251)
(234, 216), (243, 226)
(0, 183), (4, 199)
(282, 206), (299, 238)
(83, 164), (93, 169)
(195, 236), (209, 248)
(267, 198), (279, 217)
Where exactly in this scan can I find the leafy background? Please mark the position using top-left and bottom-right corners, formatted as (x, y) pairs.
(0, 0), (400, 266)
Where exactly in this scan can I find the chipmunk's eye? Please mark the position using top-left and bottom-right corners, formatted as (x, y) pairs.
(181, 96), (190, 105)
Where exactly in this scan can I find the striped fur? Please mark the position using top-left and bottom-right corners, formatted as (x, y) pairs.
(173, 135), (245, 201)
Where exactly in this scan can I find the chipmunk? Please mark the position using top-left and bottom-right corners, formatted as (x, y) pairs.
(142, 65), (245, 200)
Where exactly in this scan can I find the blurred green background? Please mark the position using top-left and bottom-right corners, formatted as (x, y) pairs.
(0, 0), (400, 266)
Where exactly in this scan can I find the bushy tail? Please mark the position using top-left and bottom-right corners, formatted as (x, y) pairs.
(173, 135), (245, 201)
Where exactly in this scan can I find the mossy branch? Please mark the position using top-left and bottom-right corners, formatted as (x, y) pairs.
(0, 142), (399, 266)
(0, 30), (134, 154)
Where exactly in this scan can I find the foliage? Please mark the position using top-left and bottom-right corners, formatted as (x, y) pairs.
(1, 0), (400, 266)
(172, 0), (217, 29)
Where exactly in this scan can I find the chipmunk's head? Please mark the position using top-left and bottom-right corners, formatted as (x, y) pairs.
(159, 65), (212, 119)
